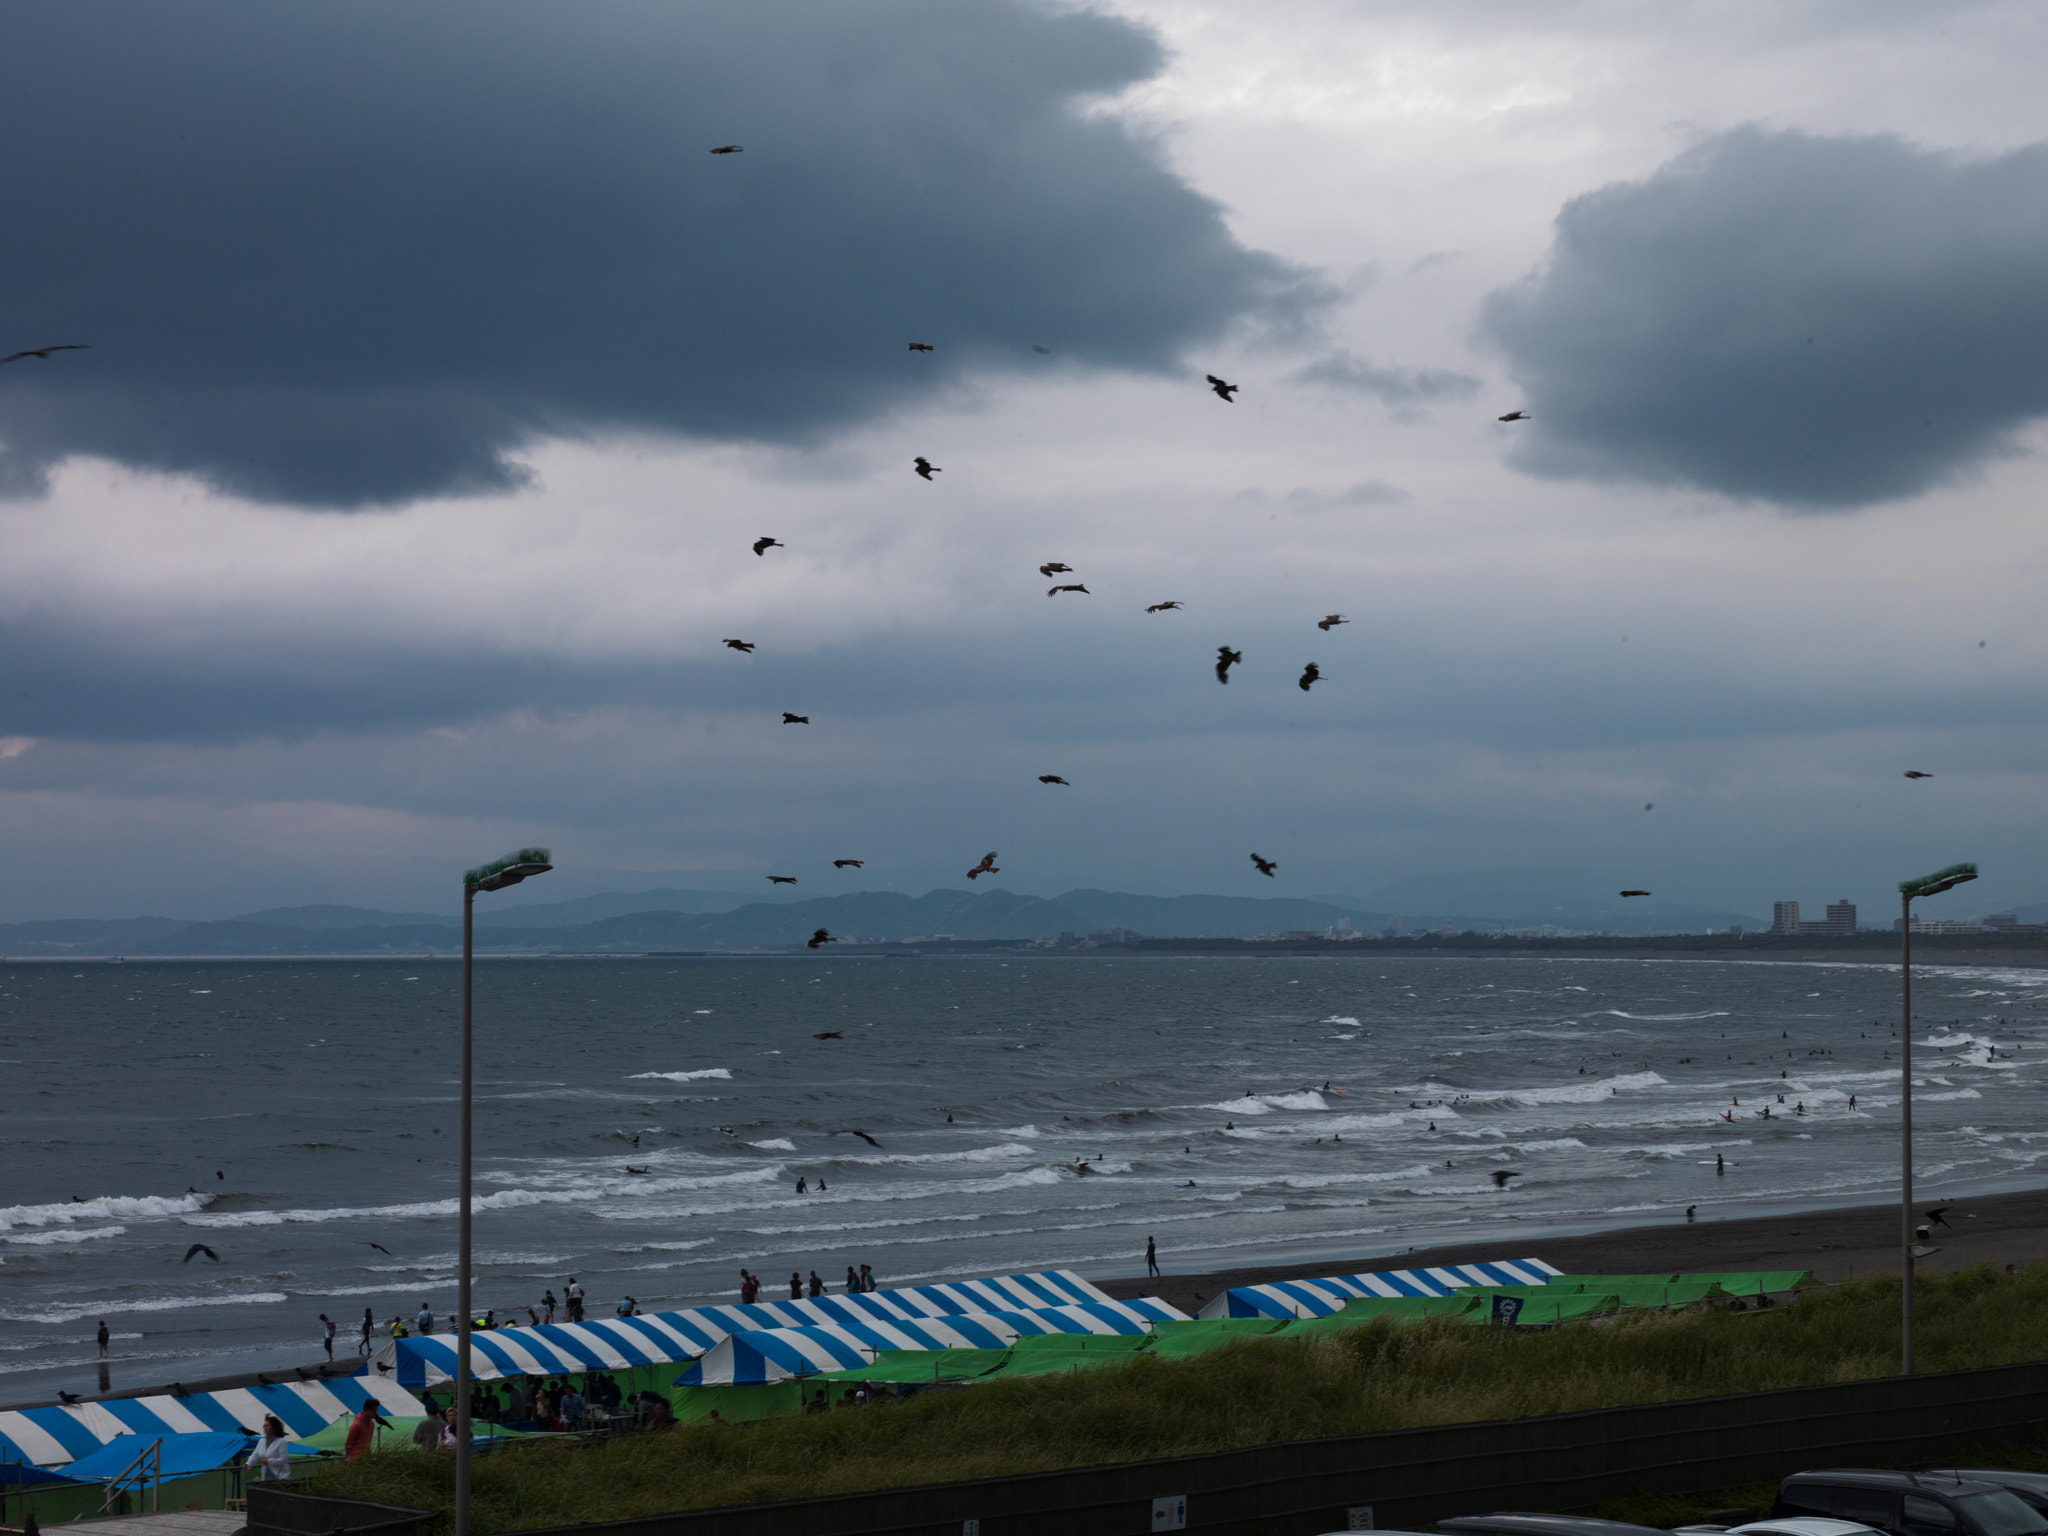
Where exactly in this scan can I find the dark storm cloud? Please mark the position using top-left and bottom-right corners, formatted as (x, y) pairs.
(1482, 127), (2048, 508)
(0, 1), (1307, 508)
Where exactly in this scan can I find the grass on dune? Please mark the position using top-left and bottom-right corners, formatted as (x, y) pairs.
(308, 1265), (2048, 1531)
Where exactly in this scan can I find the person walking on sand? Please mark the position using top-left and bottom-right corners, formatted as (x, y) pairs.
(860, 1263), (877, 1292)
(321, 1313), (336, 1360)
(739, 1269), (760, 1303)
(790, 1271), (803, 1300)
(565, 1276), (585, 1322)
(542, 1290), (556, 1324)
(96, 1320), (110, 1359)
(844, 1265), (859, 1294)
(1146, 1236), (1159, 1277)
(360, 1308), (374, 1353)
(808, 1270), (825, 1297)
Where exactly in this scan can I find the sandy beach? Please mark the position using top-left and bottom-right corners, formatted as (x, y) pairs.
(1099, 1185), (2048, 1313)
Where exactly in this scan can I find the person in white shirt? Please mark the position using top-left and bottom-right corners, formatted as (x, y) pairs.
(246, 1415), (292, 1481)
(564, 1277), (585, 1322)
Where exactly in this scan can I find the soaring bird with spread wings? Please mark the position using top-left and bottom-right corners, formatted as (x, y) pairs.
(1207, 374), (1238, 402)
(2, 344), (89, 364)
(1147, 601), (1183, 613)
(908, 342), (934, 352)
(782, 713), (809, 724)
(1039, 775), (1069, 786)
(1040, 562), (1072, 577)
(807, 929), (838, 948)
(967, 852), (999, 880)
(1298, 663), (1321, 692)
(1317, 614), (1348, 631)
(1619, 890), (1651, 898)
(834, 859), (864, 869)
(1250, 853), (1277, 878)
(710, 144), (743, 154)
(838, 1129), (883, 1148)
(767, 876), (797, 885)
(753, 537), (783, 556)
(1216, 646), (1243, 683)
(723, 639), (755, 653)
(1497, 410), (1529, 421)
(914, 457), (940, 480)
(1048, 584), (1089, 596)
(1904, 770), (1933, 779)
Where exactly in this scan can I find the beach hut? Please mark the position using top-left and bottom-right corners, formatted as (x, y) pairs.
(1197, 1257), (1561, 1319)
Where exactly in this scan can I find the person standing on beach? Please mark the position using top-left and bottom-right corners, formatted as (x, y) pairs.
(739, 1269), (760, 1303)
(96, 1320), (110, 1359)
(360, 1309), (374, 1353)
(859, 1263), (876, 1292)
(790, 1272), (803, 1300)
(808, 1270), (825, 1297)
(1146, 1236), (1159, 1277)
(542, 1290), (556, 1324)
(844, 1265), (859, 1293)
(565, 1277), (585, 1322)
(321, 1313), (336, 1360)
(416, 1302), (434, 1335)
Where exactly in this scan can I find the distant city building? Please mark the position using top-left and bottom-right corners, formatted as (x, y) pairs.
(1772, 899), (1856, 936)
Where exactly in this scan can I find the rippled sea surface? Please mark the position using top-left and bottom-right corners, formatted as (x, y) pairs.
(4, 953), (2046, 1402)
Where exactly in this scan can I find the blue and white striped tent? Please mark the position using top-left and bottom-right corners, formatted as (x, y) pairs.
(369, 1271), (1166, 1388)
(676, 1328), (876, 1387)
(0, 1374), (425, 1469)
(1196, 1258), (1562, 1320)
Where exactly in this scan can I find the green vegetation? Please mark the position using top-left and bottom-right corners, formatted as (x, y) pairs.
(304, 1265), (2048, 1532)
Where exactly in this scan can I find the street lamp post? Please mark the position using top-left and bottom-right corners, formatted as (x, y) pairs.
(1895, 860), (1976, 1376)
(457, 849), (552, 1536)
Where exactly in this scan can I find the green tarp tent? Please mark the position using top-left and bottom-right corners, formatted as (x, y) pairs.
(671, 1381), (810, 1424)
(294, 1413), (546, 1454)
(1327, 1295), (1483, 1324)
(812, 1348), (1012, 1385)
(1538, 1277), (1730, 1308)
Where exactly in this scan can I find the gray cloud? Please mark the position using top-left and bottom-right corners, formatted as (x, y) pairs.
(1290, 351), (1480, 404)
(0, 1), (1307, 507)
(1482, 126), (2048, 508)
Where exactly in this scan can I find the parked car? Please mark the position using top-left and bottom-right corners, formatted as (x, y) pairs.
(1675, 1517), (1885, 1536)
(1439, 1515), (1671, 1536)
(1922, 1476), (2048, 1519)
(1776, 1471), (2048, 1536)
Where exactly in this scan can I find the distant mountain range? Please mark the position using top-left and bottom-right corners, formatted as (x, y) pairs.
(0, 870), (1787, 957)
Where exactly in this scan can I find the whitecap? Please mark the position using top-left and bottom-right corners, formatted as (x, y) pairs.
(0, 1292), (289, 1326)
(749, 1138), (796, 1151)
(1597, 1010), (1730, 1021)
(1322, 1016), (1361, 1026)
(629, 1068), (732, 1082)
(0, 1226), (127, 1246)
(0, 1192), (211, 1233)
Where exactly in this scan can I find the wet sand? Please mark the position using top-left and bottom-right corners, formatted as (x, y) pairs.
(1099, 1185), (2048, 1313)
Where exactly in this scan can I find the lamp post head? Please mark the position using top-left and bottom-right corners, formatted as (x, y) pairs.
(1900, 862), (1978, 901)
(465, 848), (554, 893)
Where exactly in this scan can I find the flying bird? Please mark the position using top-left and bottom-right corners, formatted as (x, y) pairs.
(1497, 410), (1529, 421)
(1925, 1206), (1953, 1229)
(767, 875), (798, 885)
(3, 344), (89, 364)
(1298, 663), (1321, 692)
(183, 1243), (219, 1264)
(837, 1129), (884, 1148)
(1048, 583), (1089, 596)
(1317, 614), (1349, 631)
(967, 851), (999, 880)
(1619, 890), (1652, 898)
(365, 1242), (393, 1256)
(1904, 770), (1933, 779)
(1032, 345), (1051, 355)
(709, 144), (743, 154)
(908, 342), (934, 352)
(1146, 601), (1183, 613)
(753, 537), (783, 556)
(913, 457), (940, 480)
(1644, 802), (1654, 811)
(1216, 646), (1243, 684)
(813, 1031), (843, 1039)
(833, 859), (864, 869)
(1039, 562), (1072, 577)
(1490, 1169), (1521, 1188)
(782, 713), (809, 724)
(1206, 374), (1239, 402)
(1038, 775), (1069, 786)
(807, 928), (839, 948)
(1250, 853), (1277, 878)
(722, 639), (755, 653)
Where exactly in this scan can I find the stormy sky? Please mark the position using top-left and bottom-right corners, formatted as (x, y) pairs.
(3, 0), (2045, 922)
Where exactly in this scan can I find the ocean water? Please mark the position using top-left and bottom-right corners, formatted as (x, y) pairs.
(3, 953), (2046, 1404)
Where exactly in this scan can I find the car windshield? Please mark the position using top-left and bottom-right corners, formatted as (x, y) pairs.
(1958, 1494), (2048, 1536)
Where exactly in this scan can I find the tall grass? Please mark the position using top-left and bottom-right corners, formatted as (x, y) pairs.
(308, 1265), (2048, 1531)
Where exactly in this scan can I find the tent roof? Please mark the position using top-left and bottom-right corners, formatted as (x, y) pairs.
(0, 1375), (424, 1469)
(1198, 1257), (1559, 1319)
(676, 1328), (875, 1387)
(60, 1432), (265, 1482)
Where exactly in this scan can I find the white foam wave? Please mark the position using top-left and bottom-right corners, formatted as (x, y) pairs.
(1, 1225), (127, 1246)
(749, 1138), (796, 1151)
(629, 1068), (732, 1082)
(1205, 1091), (1329, 1114)
(1921, 1088), (1983, 1102)
(0, 1292), (289, 1326)
(185, 1168), (783, 1227)
(1451, 1071), (1667, 1106)
(1322, 1016), (1361, 1026)
(1597, 1010), (1730, 1021)
(0, 1192), (211, 1233)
